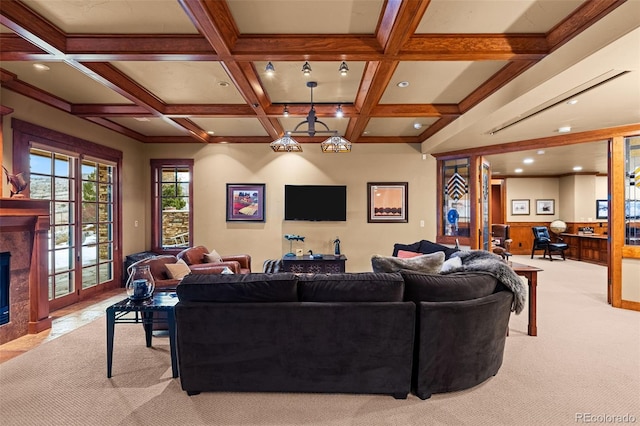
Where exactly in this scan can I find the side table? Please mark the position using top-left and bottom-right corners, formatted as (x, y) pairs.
(106, 292), (179, 378)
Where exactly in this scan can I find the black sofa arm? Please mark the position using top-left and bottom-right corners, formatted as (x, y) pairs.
(412, 290), (513, 400)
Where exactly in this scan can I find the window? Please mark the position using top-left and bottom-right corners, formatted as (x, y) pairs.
(151, 159), (193, 253)
(624, 136), (640, 245)
(12, 118), (122, 311)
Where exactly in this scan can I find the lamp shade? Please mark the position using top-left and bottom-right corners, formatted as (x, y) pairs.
(270, 135), (303, 152)
(321, 135), (351, 153)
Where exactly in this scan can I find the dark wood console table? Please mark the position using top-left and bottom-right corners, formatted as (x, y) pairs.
(282, 254), (347, 273)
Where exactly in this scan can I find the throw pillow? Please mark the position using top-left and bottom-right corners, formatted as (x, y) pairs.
(418, 240), (460, 260)
(392, 241), (421, 257)
(440, 256), (463, 273)
(397, 249), (421, 258)
(371, 251), (445, 274)
(204, 249), (223, 263)
(165, 258), (191, 279)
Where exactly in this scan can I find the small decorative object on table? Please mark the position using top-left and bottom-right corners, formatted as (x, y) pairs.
(333, 237), (341, 255)
(125, 264), (155, 300)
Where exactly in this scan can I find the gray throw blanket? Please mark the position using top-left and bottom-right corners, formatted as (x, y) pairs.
(443, 250), (526, 314)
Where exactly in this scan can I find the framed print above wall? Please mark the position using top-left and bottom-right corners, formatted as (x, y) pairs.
(511, 199), (530, 215)
(536, 199), (555, 215)
(367, 182), (408, 223)
(226, 183), (265, 222)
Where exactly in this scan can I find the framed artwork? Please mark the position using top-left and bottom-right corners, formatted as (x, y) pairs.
(511, 199), (530, 215)
(367, 182), (408, 223)
(596, 199), (608, 219)
(226, 183), (265, 222)
(536, 199), (555, 215)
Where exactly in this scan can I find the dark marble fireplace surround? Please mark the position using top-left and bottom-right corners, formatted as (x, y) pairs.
(0, 198), (51, 344)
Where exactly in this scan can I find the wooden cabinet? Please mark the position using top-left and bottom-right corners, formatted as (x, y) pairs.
(561, 233), (608, 266)
(282, 255), (347, 273)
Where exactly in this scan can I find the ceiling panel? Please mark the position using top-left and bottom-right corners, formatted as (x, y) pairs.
(485, 140), (608, 176)
(366, 117), (439, 137)
(1, 61), (134, 104)
(381, 61), (508, 104)
(111, 61), (246, 104)
(227, 0), (384, 34)
(109, 117), (191, 137)
(417, 0), (586, 33)
(190, 117), (270, 137)
(257, 61), (365, 104)
(21, 0), (199, 34)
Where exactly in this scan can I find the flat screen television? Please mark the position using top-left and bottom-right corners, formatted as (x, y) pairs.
(284, 185), (347, 221)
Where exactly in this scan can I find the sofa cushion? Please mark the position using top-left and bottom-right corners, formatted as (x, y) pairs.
(204, 249), (223, 263)
(165, 258), (191, 279)
(371, 251), (445, 274)
(298, 272), (404, 302)
(440, 256), (463, 273)
(177, 273), (299, 302)
(397, 250), (421, 258)
(401, 270), (498, 302)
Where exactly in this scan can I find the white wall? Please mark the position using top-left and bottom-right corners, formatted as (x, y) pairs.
(142, 143), (438, 272)
(506, 177), (560, 222)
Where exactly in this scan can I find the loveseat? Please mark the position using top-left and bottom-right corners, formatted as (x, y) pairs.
(177, 245), (252, 274)
(174, 268), (515, 400)
(128, 253), (247, 290)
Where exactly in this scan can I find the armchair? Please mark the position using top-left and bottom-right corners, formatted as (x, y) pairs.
(531, 226), (568, 261)
(177, 245), (252, 274)
(491, 224), (512, 260)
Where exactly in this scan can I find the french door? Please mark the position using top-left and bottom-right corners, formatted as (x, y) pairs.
(29, 147), (117, 310)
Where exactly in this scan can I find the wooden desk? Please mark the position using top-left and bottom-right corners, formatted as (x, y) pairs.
(560, 233), (608, 266)
(510, 262), (543, 336)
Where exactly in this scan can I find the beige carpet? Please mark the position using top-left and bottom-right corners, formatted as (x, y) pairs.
(1, 255), (639, 426)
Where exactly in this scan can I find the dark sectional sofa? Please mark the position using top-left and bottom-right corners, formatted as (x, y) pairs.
(175, 270), (513, 400)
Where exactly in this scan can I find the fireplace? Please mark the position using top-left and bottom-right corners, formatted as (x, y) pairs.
(0, 198), (51, 344)
(0, 252), (9, 326)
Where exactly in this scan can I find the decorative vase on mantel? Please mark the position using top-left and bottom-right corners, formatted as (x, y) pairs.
(125, 264), (155, 301)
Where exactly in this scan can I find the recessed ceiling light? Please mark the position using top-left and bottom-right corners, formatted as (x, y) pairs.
(217, 81), (230, 87)
(573, 166), (582, 171)
(397, 81), (409, 88)
(134, 117), (150, 122)
(566, 99), (578, 105)
(33, 63), (50, 71)
(523, 158), (534, 164)
(413, 123), (422, 129)
(493, 171), (501, 174)
(363, 131), (370, 135)
(558, 126), (571, 133)
(207, 131), (215, 135)
(537, 150), (545, 155)
(515, 168), (523, 173)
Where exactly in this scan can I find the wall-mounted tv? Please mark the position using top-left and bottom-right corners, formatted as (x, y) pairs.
(284, 185), (347, 221)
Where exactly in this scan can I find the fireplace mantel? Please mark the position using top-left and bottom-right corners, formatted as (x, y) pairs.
(0, 198), (51, 343)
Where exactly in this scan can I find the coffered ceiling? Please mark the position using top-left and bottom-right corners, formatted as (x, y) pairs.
(1, 0), (639, 176)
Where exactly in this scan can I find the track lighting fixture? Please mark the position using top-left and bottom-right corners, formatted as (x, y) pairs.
(302, 62), (312, 76)
(336, 105), (344, 118)
(265, 62), (275, 75)
(339, 61), (349, 76)
(283, 105), (289, 117)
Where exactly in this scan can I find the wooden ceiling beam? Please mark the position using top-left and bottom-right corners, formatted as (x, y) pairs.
(378, 0), (431, 55)
(402, 35), (548, 60)
(546, 0), (627, 52)
(371, 104), (460, 117)
(0, 0), (66, 56)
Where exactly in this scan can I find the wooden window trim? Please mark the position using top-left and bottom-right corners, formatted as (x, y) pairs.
(150, 159), (194, 254)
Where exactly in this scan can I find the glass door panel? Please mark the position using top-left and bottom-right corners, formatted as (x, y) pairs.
(30, 148), (77, 305)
